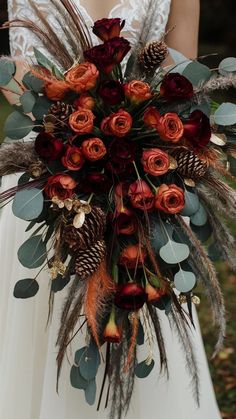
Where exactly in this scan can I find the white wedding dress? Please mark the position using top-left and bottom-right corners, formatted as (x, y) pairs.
(0, 1), (221, 418)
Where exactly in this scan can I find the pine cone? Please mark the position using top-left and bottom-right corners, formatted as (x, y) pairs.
(174, 150), (208, 180)
(74, 240), (106, 279)
(63, 207), (106, 252)
(138, 40), (168, 74)
(49, 101), (74, 122)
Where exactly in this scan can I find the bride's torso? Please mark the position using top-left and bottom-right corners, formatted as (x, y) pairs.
(8, 0), (171, 58)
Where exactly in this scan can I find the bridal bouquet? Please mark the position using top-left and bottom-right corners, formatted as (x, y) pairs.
(1, 2), (236, 415)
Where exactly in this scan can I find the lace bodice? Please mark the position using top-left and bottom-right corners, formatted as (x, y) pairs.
(8, 0), (171, 60)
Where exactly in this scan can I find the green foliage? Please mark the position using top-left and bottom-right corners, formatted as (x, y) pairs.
(0, 59), (16, 86)
(13, 278), (39, 299)
(4, 110), (35, 139)
(18, 235), (47, 269)
(135, 359), (155, 378)
(12, 188), (44, 221)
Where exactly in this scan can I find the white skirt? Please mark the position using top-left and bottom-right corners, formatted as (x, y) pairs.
(0, 174), (221, 419)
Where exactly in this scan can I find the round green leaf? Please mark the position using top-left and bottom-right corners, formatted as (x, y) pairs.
(4, 111), (35, 139)
(12, 188), (44, 221)
(32, 96), (52, 120)
(85, 379), (96, 406)
(18, 172), (31, 186)
(190, 204), (208, 226)
(78, 343), (100, 381)
(0, 59), (16, 86)
(181, 190), (200, 216)
(174, 269), (196, 293)
(150, 218), (174, 251)
(159, 239), (189, 264)
(70, 366), (88, 390)
(135, 359), (155, 378)
(13, 278), (39, 299)
(214, 103), (236, 126)
(137, 321), (144, 346)
(22, 71), (44, 93)
(219, 57), (236, 75)
(191, 221), (212, 243)
(20, 91), (37, 113)
(51, 274), (70, 293)
(183, 61), (211, 86)
(18, 235), (47, 269)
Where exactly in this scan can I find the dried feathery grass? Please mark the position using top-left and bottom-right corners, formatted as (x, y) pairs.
(201, 172), (236, 213)
(0, 141), (37, 177)
(124, 312), (139, 372)
(146, 303), (168, 374)
(197, 184), (236, 220)
(175, 215), (226, 356)
(196, 73), (236, 94)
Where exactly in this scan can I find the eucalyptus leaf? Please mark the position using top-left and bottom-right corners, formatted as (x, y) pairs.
(168, 48), (191, 73)
(183, 61), (211, 86)
(181, 190), (200, 216)
(12, 188), (44, 221)
(33, 48), (64, 79)
(191, 101), (211, 117)
(191, 221), (212, 243)
(32, 96), (52, 121)
(159, 239), (189, 264)
(208, 242), (221, 262)
(219, 57), (236, 75)
(78, 343), (100, 381)
(214, 103), (236, 126)
(174, 269), (196, 293)
(51, 274), (70, 292)
(70, 365), (88, 390)
(190, 204), (208, 227)
(4, 111), (35, 139)
(0, 59), (16, 86)
(150, 217), (174, 251)
(137, 321), (144, 345)
(13, 278), (39, 299)
(18, 172), (31, 186)
(135, 359), (155, 378)
(20, 91), (37, 113)
(23, 71), (44, 93)
(85, 379), (96, 406)
(18, 235), (47, 269)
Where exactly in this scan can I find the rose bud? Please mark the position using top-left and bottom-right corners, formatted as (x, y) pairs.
(155, 184), (185, 214)
(44, 173), (77, 200)
(74, 94), (95, 110)
(101, 109), (132, 137)
(160, 73), (194, 101)
(128, 180), (154, 211)
(143, 106), (161, 129)
(61, 146), (85, 171)
(44, 79), (69, 101)
(79, 172), (112, 194)
(84, 43), (117, 74)
(119, 244), (147, 269)
(145, 283), (166, 303)
(141, 148), (170, 176)
(92, 18), (125, 41)
(65, 61), (99, 93)
(124, 80), (152, 104)
(157, 113), (184, 143)
(103, 307), (122, 343)
(98, 80), (124, 106)
(115, 208), (137, 235)
(114, 283), (147, 311)
(69, 108), (95, 134)
(184, 110), (211, 148)
(35, 133), (64, 160)
(81, 138), (106, 161)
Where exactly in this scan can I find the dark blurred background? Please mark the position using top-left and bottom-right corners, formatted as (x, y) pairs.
(0, 1), (236, 417)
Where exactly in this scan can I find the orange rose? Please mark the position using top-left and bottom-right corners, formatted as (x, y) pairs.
(81, 138), (106, 161)
(65, 61), (99, 93)
(141, 148), (170, 176)
(128, 179), (154, 211)
(69, 108), (95, 134)
(44, 80), (69, 100)
(157, 113), (184, 143)
(101, 109), (132, 137)
(61, 146), (85, 171)
(124, 80), (152, 104)
(74, 94), (95, 110)
(143, 106), (161, 129)
(44, 173), (77, 200)
(155, 184), (185, 214)
(119, 245), (147, 269)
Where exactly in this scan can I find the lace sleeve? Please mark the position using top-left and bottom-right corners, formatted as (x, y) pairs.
(147, 0), (172, 42)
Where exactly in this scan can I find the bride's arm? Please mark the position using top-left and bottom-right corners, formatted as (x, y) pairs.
(166, 0), (200, 59)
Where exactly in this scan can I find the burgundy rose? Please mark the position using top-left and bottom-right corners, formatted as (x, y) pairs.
(160, 73), (194, 101)
(92, 18), (125, 41)
(184, 110), (211, 148)
(79, 172), (112, 194)
(34, 133), (64, 160)
(128, 180), (155, 211)
(107, 37), (131, 64)
(114, 283), (147, 311)
(114, 208), (137, 235)
(107, 139), (136, 175)
(98, 80), (124, 106)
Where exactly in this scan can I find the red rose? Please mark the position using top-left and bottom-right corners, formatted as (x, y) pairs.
(155, 184), (185, 214)
(114, 207), (137, 235)
(114, 283), (147, 310)
(44, 174), (77, 200)
(65, 61), (99, 93)
(124, 80), (152, 104)
(92, 18), (125, 41)
(74, 94), (95, 110)
(98, 80), (124, 105)
(160, 73), (194, 101)
(81, 138), (106, 161)
(79, 172), (112, 194)
(61, 146), (85, 171)
(157, 113), (184, 143)
(184, 110), (211, 148)
(34, 133), (64, 160)
(69, 108), (95, 135)
(101, 109), (132, 137)
(143, 106), (161, 129)
(119, 245), (147, 269)
(128, 180), (154, 211)
(141, 148), (170, 176)
(109, 138), (136, 164)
